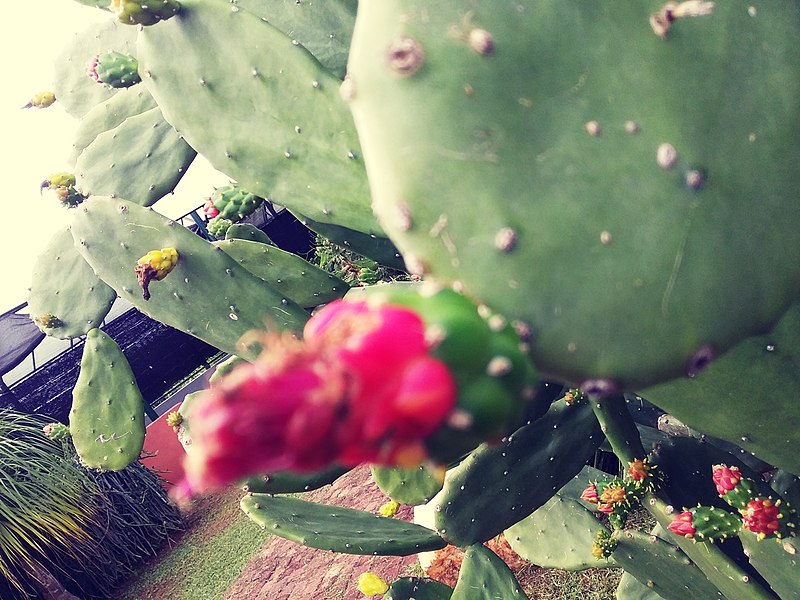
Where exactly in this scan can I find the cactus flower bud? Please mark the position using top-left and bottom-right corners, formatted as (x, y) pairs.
(742, 498), (782, 539)
(180, 300), (457, 496)
(42, 422), (70, 441)
(23, 91), (56, 109)
(599, 485), (626, 506)
(712, 464), (742, 496)
(597, 503), (615, 515)
(203, 199), (219, 219)
(356, 572), (389, 596)
(165, 411), (183, 429)
(378, 500), (400, 518)
(135, 248), (179, 300)
(628, 458), (650, 482)
(668, 511), (697, 538)
(580, 483), (599, 504)
(591, 529), (617, 559)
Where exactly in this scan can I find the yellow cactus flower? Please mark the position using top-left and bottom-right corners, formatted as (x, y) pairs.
(165, 411), (183, 429)
(23, 91), (56, 109)
(599, 485), (626, 505)
(378, 500), (400, 518)
(135, 248), (179, 300)
(357, 572), (389, 596)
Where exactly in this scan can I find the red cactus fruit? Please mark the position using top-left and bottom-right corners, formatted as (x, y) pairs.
(712, 464), (742, 496)
(667, 511), (697, 538)
(742, 498), (782, 539)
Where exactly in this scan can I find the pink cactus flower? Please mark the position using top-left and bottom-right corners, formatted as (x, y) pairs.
(580, 484), (599, 504)
(85, 55), (102, 83)
(667, 511), (696, 538)
(597, 503), (615, 515)
(742, 498), (781, 538)
(180, 300), (457, 496)
(203, 199), (219, 219)
(711, 464), (742, 496)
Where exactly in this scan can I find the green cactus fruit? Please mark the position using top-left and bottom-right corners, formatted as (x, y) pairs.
(42, 422), (71, 441)
(359, 283), (542, 451)
(137, 0), (382, 236)
(241, 465), (350, 494)
(431, 399), (603, 547)
(371, 464), (444, 506)
(111, 0), (180, 26)
(209, 184), (264, 222)
(680, 505), (743, 542)
(611, 527), (726, 600)
(207, 216), (234, 239)
(450, 544), (528, 600)
(381, 577), (453, 600)
(53, 19), (138, 118)
(27, 228), (116, 339)
(86, 50), (141, 88)
(347, 0), (800, 390)
(240, 494), (447, 555)
(69, 328), (146, 471)
(23, 91), (56, 109)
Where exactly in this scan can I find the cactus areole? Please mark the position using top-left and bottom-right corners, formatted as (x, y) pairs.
(347, 0), (800, 389)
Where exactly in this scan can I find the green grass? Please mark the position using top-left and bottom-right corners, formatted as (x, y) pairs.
(117, 489), (268, 600)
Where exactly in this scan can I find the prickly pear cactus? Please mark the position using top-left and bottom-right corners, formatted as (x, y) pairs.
(347, 0), (800, 389)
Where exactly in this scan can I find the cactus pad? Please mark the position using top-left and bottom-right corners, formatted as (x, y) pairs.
(69, 328), (146, 471)
(371, 464), (444, 506)
(137, 0), (381, 235)
(347, 0), (800, 389)
(240, 494), (446, 555)
(450, 544), (528, 600)
(241, 465), (350, 494)
(381, 577), (453, 600)
(27, 228), (116, 339)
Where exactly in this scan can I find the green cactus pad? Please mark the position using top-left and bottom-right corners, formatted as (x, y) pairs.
(611, 528), (725, 600)
(382, 577), (453, 600)
(505, 466), (614, 571)
(616, 572), (666, 600)
(347, 1), (800, 389)
(642, 301), (800, 474)
(240, 494), (447, 555)
(75, 106), (196, 207)
(371, 464), (444, 506)
(432, 400), (602, 547)
(27, 228), (116, 339)
(214, 238), (348, 307)
(70, 86), (157, 164)
(739, 530), (800, 600)
(224, 223), (274, 245)
(450, 544), (528, 600)
(69, 197), (309, 357)
(69, 328), (146, 471)
(137, 0), (381, 235)
(53, 19), (138, 118)
(241, 465), (350, 494)
(235, 0), (355, 79)
(771, 470), (800, 512)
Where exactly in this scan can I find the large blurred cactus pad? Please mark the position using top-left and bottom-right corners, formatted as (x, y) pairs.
(347, 1), (800, 389)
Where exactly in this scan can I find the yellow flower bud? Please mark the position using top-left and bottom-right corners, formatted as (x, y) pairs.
(378, 500), (400, 518)
(357, 572), (389, 596)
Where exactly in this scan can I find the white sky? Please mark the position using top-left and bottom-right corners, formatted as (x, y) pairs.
(0, 2), (226, 314)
